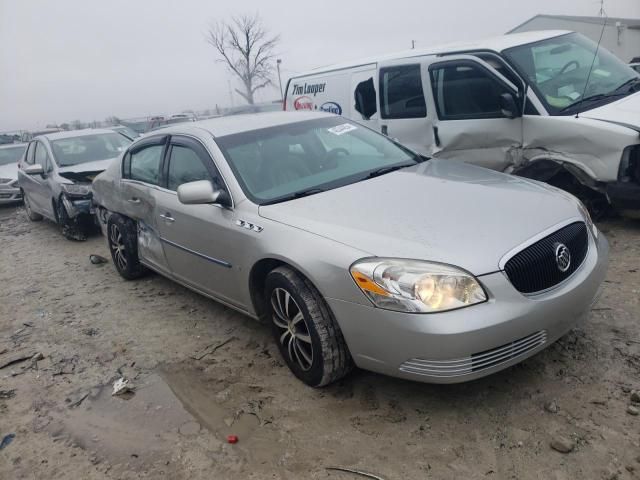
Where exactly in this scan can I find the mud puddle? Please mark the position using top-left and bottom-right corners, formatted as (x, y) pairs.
(47, 365), (273, 470)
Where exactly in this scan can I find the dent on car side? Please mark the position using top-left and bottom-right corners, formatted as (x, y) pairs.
(92, 112), (609, 386)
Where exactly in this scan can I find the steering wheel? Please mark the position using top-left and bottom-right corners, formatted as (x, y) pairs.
(320, 147), (350, 171)
(555, 60), (580, 78)
(325, 147), (350, 158)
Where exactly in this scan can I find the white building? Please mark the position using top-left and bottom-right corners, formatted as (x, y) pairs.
(508, 15), (640, 63)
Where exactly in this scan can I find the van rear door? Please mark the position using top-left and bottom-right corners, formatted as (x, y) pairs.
(425, 55), (524, 171)
(377, 57), (435, 155)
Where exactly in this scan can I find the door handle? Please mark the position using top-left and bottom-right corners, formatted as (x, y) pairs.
(127, 198), (141, 204)
(433, 126), (441, 147)
(159, 213), (175, 222)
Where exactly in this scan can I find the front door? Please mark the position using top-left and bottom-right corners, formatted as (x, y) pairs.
(153, 136), (241, 307)
(426, 55), (524, 171)
(377, 58), (435, 155)
(29, 141), (55, 216)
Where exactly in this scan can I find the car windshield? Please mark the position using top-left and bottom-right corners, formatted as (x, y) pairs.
(0, 145), (26, 166)
(51, 133), (131, 167)
(216, 117), (422, 205)
(504, 32), (639, 115)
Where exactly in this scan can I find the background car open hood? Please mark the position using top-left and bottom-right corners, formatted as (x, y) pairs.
(582, 91), (640, 132)
(0, 163), (18, 181)
(58, 157), (117, 182)
(259, 159), (582, 275)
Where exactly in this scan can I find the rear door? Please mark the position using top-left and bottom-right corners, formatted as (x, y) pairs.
(377, 58), (435, 155)
(120, 135), (170, 272)
(154, 135), (242, 307)
(426, 55), (524, 171)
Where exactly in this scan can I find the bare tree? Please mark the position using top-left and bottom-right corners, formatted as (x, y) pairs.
(207, 14), (280, 105)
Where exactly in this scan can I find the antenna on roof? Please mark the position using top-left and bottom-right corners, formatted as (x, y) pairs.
(577, 1), (607, 118)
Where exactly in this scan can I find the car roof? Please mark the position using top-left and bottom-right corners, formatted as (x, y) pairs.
(293, 30), (571, 77)
(37, 128), (122, 142)
(0, 143), (27, 149)
(146, 111), (331, 138)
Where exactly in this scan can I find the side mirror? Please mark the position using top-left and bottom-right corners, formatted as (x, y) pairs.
(24, 164), (44, 175)
(500, 92), (521, 119)
(177, 180), (231, 207)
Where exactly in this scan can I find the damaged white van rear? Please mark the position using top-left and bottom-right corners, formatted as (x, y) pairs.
(284, 30), (640, 217)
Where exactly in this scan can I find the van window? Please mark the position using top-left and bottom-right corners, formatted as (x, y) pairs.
(430, 62), (513, 120)
(354, 77), (377, 120)
(379, 65), (427, 119)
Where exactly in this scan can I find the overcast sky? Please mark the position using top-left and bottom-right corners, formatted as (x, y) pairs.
(1, 0), (639, 130)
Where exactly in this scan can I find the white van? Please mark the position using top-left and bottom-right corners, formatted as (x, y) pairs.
(284, 30), (640, 216)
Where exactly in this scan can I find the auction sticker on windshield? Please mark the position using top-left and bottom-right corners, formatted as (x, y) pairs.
(327, 124), (357, 136)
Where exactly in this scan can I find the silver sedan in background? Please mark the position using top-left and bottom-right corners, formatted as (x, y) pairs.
(18, 129), (131, 240)
(92, 112), (608, 387)
(0, 143), (27, 204)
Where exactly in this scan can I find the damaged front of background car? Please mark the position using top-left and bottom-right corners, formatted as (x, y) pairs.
(17, 130), (131, 240)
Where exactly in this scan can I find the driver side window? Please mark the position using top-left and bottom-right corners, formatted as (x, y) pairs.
(430, 62), (513, 120)
(34, 142), (52, 171)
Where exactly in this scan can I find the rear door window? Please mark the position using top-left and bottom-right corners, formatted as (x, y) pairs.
(379, 64), (427, 119)
(127, 145), (164, 185)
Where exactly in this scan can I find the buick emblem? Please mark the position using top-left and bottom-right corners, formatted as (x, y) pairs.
(554, 243), (571, 273)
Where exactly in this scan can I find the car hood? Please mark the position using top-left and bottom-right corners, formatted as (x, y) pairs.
(58, 157), (117, 182)
(582, 91), (640, 132)
(0, 162), (18, 181)
(258, 159), (583, 275)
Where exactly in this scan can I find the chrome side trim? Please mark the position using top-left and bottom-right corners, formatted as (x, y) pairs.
(160, 237), (232, 268)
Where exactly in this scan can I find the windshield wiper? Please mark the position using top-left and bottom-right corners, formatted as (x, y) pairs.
(614, 77), (640, 93)
(559, 91), (628, 113)
(292, 187), (325, 199)
(365, 163), (414, 180)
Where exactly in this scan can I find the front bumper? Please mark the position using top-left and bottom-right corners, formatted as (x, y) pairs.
(327, 232), (609, 384)
(0, 185), (22, 204)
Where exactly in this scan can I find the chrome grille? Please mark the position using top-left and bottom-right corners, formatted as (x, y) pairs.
(504, 222), (588, 294)
(399, 330), (547, 378)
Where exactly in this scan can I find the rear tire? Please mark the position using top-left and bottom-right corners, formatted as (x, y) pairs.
(265, 266), (353, 387)
(106, 214), (148, 280)
(23, 193), (42, 221)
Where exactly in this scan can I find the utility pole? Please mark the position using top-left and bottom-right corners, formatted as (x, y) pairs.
(411, 40), (416, 49)
(276, 59), (284, 101)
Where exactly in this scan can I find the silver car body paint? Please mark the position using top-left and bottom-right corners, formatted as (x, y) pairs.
(0, 143), (26, 204)
(17, 129), (127, 222)
(92, 112), (609, 383)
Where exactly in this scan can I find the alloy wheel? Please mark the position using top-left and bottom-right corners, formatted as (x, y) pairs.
(109, 223), (128, 271)
(271, 287), (314, 371)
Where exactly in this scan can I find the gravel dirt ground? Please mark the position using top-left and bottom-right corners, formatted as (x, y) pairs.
(1, 204), (639, 480)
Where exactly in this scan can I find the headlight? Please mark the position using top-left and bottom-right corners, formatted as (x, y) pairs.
(61, 183), (91, 196)
(577, 201), (598, 239)
(350, 259), (487, 313)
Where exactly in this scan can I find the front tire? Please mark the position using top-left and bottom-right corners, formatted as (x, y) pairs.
(106, 214), (148, 280)
(265, 266), (352, 387)
(23, 193), (42, 221)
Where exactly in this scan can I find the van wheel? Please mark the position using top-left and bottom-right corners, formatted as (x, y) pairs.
(23, 193), (42, 221)
(265, 266), (353, 387)
(548, 171), (611, 220)
(107, 214), (147, 280)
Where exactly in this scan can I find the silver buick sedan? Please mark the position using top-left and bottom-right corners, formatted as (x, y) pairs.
(92, 112), (609, 387)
